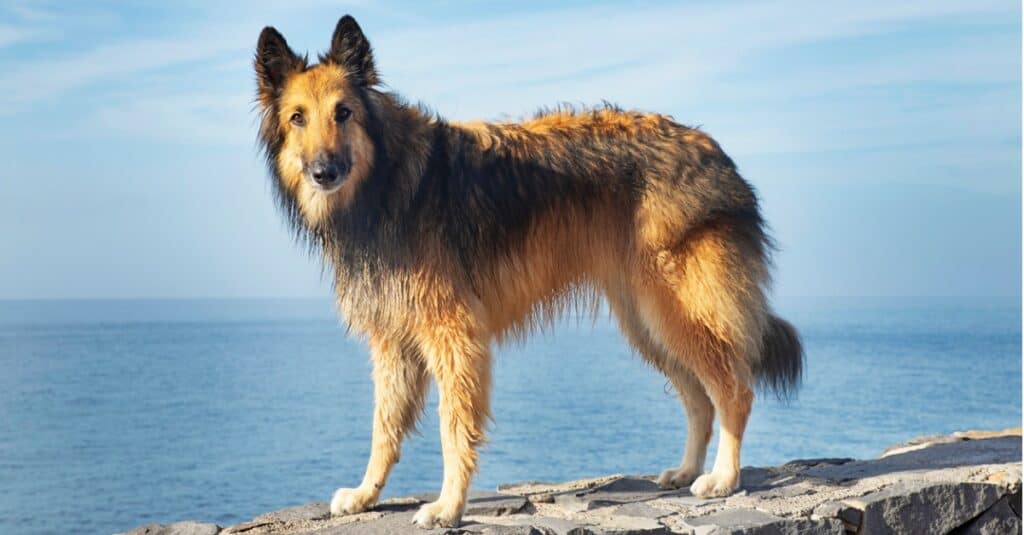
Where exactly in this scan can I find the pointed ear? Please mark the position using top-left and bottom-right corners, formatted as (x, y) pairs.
(327, 15), (378, 86)
(255, 27), (304, 105)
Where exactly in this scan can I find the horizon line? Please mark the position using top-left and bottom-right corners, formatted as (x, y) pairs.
(0, 295), (1018, 302)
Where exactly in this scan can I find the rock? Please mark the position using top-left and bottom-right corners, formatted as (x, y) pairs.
(124, 521), (221, 535)
(843, 482), (1004, 534)
(596, 515), (670, 534)
(613, 502), (672, 519)
(122, 428), (1022, 535)
(465, 492), (530, 516)
(954, 495), (1022, 534)
(809, 502), (860, 532)
(253, 503), (330, 524)
(551, 476), (685, 512)
(463, 514), (587, 534)
(1010, 488), (1022, 517)
(954, 427), (1023, 441)
(498, 476), (622, 500)
(477, 526), (556, 535)
(882, 427), (1020, 458)
(679, 508), (782, 533)
(780, 458), (855, 470)
(675, 508), (846, 534)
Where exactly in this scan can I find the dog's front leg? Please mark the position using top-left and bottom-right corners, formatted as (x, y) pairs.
(331, 336), (429, 516)
(411, 319), (491, 529)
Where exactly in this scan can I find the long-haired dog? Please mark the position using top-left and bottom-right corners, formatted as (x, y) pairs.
(254, 15), (803, 529)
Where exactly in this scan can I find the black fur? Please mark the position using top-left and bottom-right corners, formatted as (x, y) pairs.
(255, 27), (306, 99)
(322, 16), (378, 86)
(254, 16), (802, 400)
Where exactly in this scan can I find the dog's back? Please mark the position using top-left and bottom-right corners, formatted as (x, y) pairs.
(254, 16), (803, 529)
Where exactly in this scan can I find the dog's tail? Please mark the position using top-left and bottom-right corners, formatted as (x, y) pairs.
(753, 314), (804, 399)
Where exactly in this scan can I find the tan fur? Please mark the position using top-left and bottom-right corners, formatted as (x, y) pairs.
(276, 65), (377, 224)
(322, 190), (766, 522)
(304, 106), (764, 523)
(257, 22), (800, 528)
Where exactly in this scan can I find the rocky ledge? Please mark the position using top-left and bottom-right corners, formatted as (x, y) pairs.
(126, 428), (1021, 535)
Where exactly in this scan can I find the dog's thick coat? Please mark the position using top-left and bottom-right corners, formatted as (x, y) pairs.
(254, 16), (803, 529)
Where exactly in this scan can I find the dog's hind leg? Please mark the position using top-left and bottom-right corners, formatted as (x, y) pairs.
(688, 360), (753, 498)
(605, 288), (714, 490)
(656, 369), (714, 489)
(331, 335), (429, 516)
(637, 224), (767, 498)
(634, 286), (757, 498)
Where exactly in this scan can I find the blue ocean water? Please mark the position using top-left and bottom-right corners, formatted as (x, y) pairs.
(0, 297), (1019, 534)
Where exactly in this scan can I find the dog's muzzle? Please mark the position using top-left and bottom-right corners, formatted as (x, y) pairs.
(306, 156), (350, 189)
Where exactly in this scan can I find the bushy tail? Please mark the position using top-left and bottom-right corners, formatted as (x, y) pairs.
(754, 315), (804, 399)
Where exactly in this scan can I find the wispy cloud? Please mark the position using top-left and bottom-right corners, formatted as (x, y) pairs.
(1, 0), (1018, 155)
(0, 1), (1018, 298)
(0, 28), (248, 109)
(4, 1), (1015, 104)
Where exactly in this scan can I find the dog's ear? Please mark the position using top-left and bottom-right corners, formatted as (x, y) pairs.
(255, 27), (303, 105)
(327, 15), (378, 86)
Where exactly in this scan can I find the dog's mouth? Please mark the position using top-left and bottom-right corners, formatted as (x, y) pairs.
(309, 175), (347, 194)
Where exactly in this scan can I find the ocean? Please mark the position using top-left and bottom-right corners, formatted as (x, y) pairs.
(0, 297), (1019, 534)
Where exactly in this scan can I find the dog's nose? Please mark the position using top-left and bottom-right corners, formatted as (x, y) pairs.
(309, 160), (339, 186)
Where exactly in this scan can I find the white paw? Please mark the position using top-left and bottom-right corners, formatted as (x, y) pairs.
(689, 470), (739, 498)
(330, 487), (376, 516)
(656, 466), (701, 489)
(411, 499), (462, 529)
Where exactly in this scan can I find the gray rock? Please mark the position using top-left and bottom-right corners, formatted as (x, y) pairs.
(307, 515), (436, 534)
(881, 434), (967, 457)
(613, 502), (672, 519)
(781, 458), (855, 470)
(805, 436), (1021, 482)
(596, 515), (670, 534)
(498, 481), (558, 492)
(772, 518), (845, 535)
(678, 511), (843, 535)
(400, 491), (527, 516)
(682, 509), (784, 533)
(124, 521), (221, 535)
(738, 467), (781, 491)
(465, 492), (529, 516)
(954, 496), (1022, 534)
(1010, 489), (1022, 517)
(120, 429), (1022, 535)
(464, 514), (586, 535)
(477, 526), (556, 535)
(551, 477), (683, 512)
(509, 516), (585, 535)
(845, 481), (1004, 534)
(221, 520), (275, 533)
(810, 501), (860, 532)
(253, 502), (330, 524)
(752, 518), (845, 535)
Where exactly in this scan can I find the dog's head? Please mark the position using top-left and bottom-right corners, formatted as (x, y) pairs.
(255, 15), (379, 232)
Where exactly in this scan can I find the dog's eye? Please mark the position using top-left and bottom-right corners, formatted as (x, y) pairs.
(290, 112), (305, 127)
(335, 105), (352, 123)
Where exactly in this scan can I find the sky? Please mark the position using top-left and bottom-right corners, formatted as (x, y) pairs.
(0, 0), (1019, 299)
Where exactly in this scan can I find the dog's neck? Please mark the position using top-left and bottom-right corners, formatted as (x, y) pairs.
(317, 91), (437, 265)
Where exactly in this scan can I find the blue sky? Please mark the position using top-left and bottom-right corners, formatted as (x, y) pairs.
(0, 1), (1019, 299)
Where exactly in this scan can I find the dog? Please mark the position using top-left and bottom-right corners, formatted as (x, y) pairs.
(253, 15), (803, 529)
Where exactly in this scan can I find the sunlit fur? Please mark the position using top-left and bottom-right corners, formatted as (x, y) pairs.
(255, 15), (804, 529)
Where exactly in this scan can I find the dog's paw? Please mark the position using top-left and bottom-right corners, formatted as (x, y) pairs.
(411, 499), (462, 529)
(689, 470), (739, 498)
(656, 466), (701, 489)
(330, 486), (377, 516)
